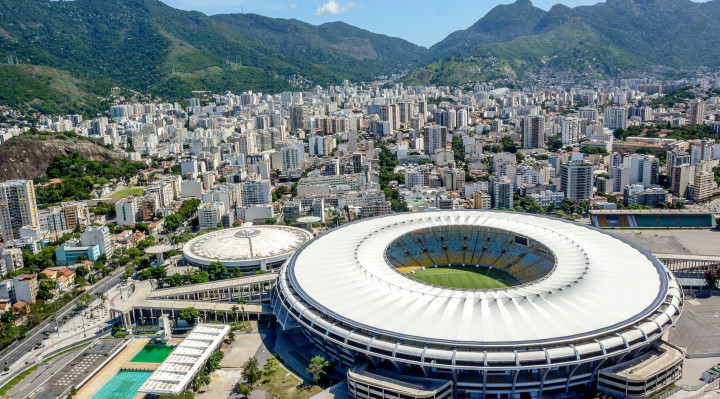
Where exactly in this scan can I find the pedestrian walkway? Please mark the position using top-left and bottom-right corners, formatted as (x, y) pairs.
(195, 332), (263, 399)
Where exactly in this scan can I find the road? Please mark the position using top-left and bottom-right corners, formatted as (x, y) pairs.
(0, 266), (126, 371)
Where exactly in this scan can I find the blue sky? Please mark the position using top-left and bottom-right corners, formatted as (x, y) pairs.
(160, 0), (701, 48)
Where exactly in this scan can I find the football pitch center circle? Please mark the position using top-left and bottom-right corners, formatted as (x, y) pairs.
(405, 264), (520, 289)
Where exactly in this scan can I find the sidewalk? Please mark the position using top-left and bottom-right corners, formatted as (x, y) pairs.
(196, 332), (264, 399)
(0, 283), (134, 388)
(670, 379), (720, 399)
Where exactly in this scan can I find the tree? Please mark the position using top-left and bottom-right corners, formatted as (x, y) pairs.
(207, 262), (227, 280)
(705, 268), (719, 290)
(123, 264), (134, 279)
(546, 135), (563, 151)
(37, 290), (54, 301)
(165, 213), (182, 231)
(241, 357), (262, 386)
(501, 136), (517, 153)
(189, 270), (209, 284)
(192, 374), (211, 391)
(236, 384), (252, 398)
(126, 248), (143, 258)
(95, 292), (107, 309)
(75, 293), (94, 309)
(231, 305), (239, 324)
(179, 307), (200, 324)
(230, 269), (244, 278)
(75, 265), (89, 277)
(307, 355), (330, 384)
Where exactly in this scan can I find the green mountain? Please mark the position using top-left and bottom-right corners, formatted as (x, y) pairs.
(2, 0), (720, 112)
(428, 0), (547, 60)
(409, 0), (720, 86)
(0, 0), (425, 113)
(212, 14), (425, 79)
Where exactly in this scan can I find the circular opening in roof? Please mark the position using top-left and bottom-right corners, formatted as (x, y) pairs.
(385, 225), (556, 290)
(233, 229), (262, 238)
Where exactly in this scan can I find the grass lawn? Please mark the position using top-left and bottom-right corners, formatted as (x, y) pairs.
(0, 365), (38, 396)
(43, 341), (92, 363)
(408, 266), (518, 289)
(258, 355), (323, 399)
(109, 186), (143, 200)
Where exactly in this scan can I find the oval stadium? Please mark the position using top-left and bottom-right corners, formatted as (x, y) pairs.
(183, 225), (312, 273)
(273, 210), (684, 398)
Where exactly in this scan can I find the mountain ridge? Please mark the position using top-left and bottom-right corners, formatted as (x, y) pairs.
(1, 0), (720, 113)
(0, 0), (424, 112)
(410, 0), (720, 86)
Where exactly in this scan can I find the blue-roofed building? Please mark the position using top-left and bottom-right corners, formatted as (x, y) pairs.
(55, 244), (101, 266)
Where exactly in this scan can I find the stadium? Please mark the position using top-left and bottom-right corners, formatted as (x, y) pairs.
(183, 225), (312, 272)
(273, 210), (684, 398)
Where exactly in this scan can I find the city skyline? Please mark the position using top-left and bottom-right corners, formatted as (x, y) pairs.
(159, 0), (703, 48)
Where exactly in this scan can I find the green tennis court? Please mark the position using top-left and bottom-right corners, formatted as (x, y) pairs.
(408, 266), (519, 289)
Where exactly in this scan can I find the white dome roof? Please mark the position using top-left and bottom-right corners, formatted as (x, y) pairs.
(183, 226), (312, 267)
(286, 210), (674, 345)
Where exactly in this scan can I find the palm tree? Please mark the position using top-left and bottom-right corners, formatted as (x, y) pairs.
(94, 292), (107, 310)
(231, 305), (239, 327)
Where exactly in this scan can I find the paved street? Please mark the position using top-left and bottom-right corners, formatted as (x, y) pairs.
(0, 268), (129, 387)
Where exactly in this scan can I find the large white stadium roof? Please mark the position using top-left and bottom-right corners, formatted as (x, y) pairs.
(286, 211), (674, 345)
(183, 226), (312, 267)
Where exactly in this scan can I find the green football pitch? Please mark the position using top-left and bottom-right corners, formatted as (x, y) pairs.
(408, 266), (519, 290)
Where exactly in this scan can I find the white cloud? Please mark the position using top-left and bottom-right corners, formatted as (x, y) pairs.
(288, 3), (300, 9)
(313, 0), (359, 16)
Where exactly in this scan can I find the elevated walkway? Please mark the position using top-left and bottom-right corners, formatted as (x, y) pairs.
(111, 275), (275, 330)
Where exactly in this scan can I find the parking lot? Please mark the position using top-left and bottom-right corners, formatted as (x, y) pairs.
(669, 295), (720, 357)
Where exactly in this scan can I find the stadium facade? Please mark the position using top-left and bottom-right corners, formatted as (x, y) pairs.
(273, 211), (683, 398)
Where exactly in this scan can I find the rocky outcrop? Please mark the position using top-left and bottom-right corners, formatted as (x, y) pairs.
(0, 136), (119, 181)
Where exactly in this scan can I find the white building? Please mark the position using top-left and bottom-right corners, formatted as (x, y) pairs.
(144, 182), (175, 207)
(561, 161), (594, 201)
(80, 225), (114, 257)
(242, 180), (272, 206)
(39, 207), (67, 232)
(529, 190), (565, 209)
(280, 147), (301, 172)
(115, 197), (141, 226)
(604, 106), (628, 130)
(198, 202), (225, 230)
(561, 117), (581, 145)
(0, 180), (39, 242)
(424, 126), (446, 156)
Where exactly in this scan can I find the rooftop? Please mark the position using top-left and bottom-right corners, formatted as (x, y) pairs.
(183, 226), (312, 266)
(600, 342), (684, 381)
(589, 209), (714, 215)
(287, 210), (673, 344)
(138, 324), (229, 395)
